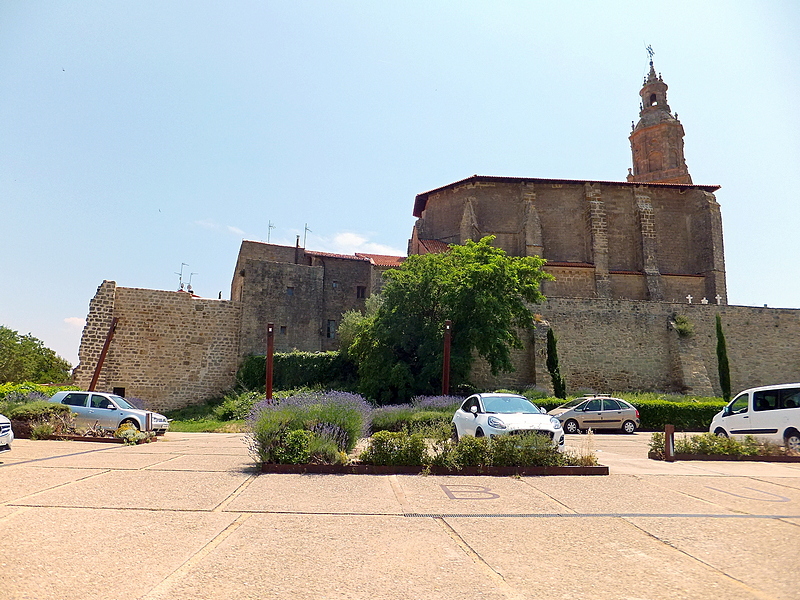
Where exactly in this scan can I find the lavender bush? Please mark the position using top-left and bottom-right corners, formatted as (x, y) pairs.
(248, 391), (372, 464)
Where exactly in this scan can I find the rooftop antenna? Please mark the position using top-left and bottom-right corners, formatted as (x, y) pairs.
(267, 221), (275, 243)
(187, 272), (198, 294)
(175, 262), (189, 290)
(303, 223), (311, 248)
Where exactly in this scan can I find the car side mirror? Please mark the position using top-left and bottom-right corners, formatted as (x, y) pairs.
(540, 407), (547, 414)
(470, 405), (478, 416)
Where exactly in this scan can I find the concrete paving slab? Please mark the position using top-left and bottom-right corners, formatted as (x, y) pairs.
(19, 450), (182, 470)
(448, 516), (770, 600)
(672, 460), (800, 477)
(752, 476), (800, 491)
(396, 474), (570, 515)
(0, 506), (238, 600)
(141, 513), (508, 600)
(641, 475), (800, 516)
(0, 465), (108, 504)
(627, 516), (798, 600)
(10, 469), (251, 511)
(227, 473), (403, 515)
(528, 474), (736, 515)
(144, 453), (257, 473)
(0, 439), (115, 462)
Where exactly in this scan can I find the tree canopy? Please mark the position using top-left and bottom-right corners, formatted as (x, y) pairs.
(0, 326), (72, 384)
(347, 236), (552, 403)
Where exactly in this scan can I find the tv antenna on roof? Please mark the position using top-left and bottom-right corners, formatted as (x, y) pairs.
(175, 263), (189, 290)
(303, 223), (311, 248)
(187, 272), (198, 294)
(268, 221), (275, 243)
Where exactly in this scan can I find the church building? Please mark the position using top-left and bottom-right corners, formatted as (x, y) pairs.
(73, 61), (800, 411)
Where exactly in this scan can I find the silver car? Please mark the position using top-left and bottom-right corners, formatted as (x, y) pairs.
(0, 413), (13, 453)
(48, 391), (169, 435)
(549, 395), (640, 434)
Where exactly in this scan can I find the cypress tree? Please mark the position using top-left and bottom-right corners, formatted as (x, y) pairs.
(715, 313), (731, 402)
(546, 328), (567, 399)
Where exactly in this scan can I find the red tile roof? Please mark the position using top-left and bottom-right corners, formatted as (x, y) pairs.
(305, 250), (370, 262)
(355, 253), (406, 267)
(418, 239), (451, 254)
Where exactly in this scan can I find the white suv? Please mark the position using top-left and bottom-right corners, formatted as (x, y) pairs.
(49, 391), (169, 435)
(709, 383), (800, 452)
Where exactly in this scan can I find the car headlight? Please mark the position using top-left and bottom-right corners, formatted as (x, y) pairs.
(550, 417), (562, 429)
(487, 416), (507, 429)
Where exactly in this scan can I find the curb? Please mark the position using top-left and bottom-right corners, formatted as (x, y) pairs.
(648, 451), (800, 462)
(260, 463), (609, 476)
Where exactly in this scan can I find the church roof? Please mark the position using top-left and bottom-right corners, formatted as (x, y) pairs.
(413, 175), (721, 217)
(417, 239), (451, 254)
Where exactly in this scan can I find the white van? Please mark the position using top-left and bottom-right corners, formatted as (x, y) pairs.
(709, 383), (800, 451)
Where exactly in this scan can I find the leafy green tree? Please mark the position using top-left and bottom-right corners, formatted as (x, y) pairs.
(715, 313), (731, 402)
(0, 326), (72, 384)
(350, 236), (552, 403)
(546, 327), (567, 399)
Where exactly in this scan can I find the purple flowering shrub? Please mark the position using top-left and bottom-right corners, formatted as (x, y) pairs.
(411, 395), (463, 410)
(248, 391), (372, 463)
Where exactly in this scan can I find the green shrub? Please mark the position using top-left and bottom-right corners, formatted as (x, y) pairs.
(673, 314), (694, 337)
(29, 419), (55, 439)
(237, 351), (358, 391)
(675, 433), (764, 456)
(273, 429), (314, 464)
(213, 390), (263, 421)
(358, 431), (429, 466)
(490, 434), (565, 467)
(0, 382), (79, 401)
(449, 435), (492, 468)
(308, 435), (347, 465)
(649, 431), (665, 459)
(6, 401), (71, 422)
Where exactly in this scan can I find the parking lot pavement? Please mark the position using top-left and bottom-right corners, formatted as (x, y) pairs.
(2, 432), (798, 600)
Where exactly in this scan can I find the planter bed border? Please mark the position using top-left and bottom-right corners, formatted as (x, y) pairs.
(649, 451), (800, 462)
(260, 463), (608, 476)
(14, 434), (157, 444)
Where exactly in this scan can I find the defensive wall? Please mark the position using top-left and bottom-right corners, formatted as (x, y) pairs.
(73, 281), (241, 412)
(75, 281), (800, 411)
(473, 298), (800, 398)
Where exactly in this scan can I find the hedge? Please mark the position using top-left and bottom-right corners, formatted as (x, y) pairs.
(237, 351), (358, 391)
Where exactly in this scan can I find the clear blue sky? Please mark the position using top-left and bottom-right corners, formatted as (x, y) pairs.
(2, 1), (799, 367)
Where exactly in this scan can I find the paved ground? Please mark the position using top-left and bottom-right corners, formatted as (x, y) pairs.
(1, 431), (798, 600)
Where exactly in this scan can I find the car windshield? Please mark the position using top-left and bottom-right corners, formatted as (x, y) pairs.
(482, 396), (540, 414)
(111, 395), (136, 409)
(556, 398), (587, 409)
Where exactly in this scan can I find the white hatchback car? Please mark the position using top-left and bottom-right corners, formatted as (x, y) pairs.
(48, 391), (169, 435)
(709, 383), (800, 451)
(451, 393), (564, 448)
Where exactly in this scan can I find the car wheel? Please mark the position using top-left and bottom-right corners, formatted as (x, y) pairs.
(475, 427), (485, 438)
(622, 420), (636, 434)
(450, 423), (459, 442)
(714, 428), (728, 438)
(120, 418), (140, 430)
(785, 431), (800, 453)
(563, 419), (579, 435)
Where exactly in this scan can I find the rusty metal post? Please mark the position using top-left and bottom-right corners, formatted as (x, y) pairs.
(664, 424), (676, 462)
(88, 317), (118, 392)
(442, 320), (452, 396)
(265, 323), (275, 400)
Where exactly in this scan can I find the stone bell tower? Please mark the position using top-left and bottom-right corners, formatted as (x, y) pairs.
(627, 58), (692, 184)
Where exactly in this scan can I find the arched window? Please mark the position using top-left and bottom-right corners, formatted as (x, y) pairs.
(649, 93), (658, 106)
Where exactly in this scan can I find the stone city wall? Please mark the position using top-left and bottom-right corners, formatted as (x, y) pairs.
(472, 298), (800, 397)
(74, 281), (241, 412)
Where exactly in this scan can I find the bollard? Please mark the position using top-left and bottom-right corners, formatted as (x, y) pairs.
(664, 424), (675, 462)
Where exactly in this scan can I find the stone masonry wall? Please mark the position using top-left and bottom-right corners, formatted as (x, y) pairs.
(74, 281), (241, 412)
(472, 298), (800, 397)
